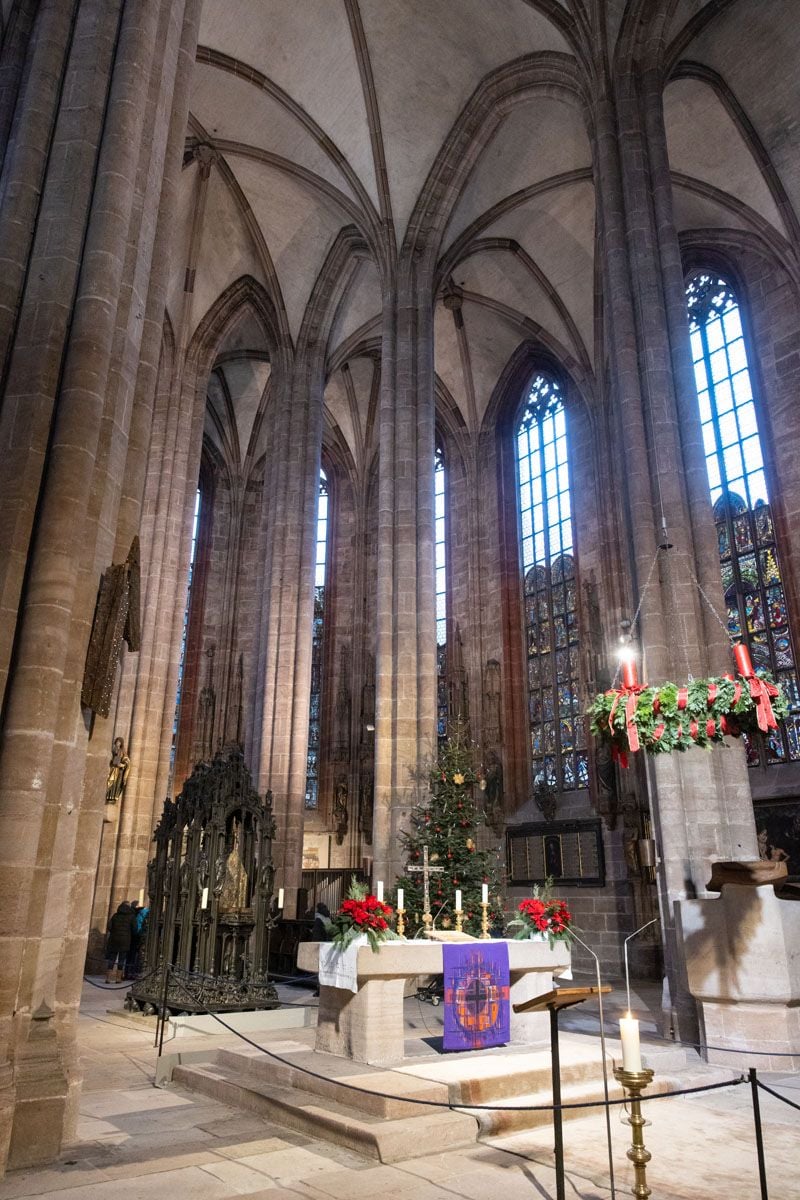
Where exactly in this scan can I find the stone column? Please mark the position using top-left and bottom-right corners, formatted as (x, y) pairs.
(591, 27), (759, 1037)
(255, 351), (323, 914)
(372, 278), (437, 882)
(0, 0), (198, 1172)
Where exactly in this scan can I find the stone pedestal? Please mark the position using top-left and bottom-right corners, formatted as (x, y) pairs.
(679, 882), (800, 1069)
(298, 939), (569, 1066)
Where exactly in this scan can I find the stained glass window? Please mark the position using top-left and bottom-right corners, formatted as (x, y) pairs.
(687, 272), (800, 765)
(305, 470), (329, 808)
(515, 375), (586, 793)
(435, 443), (448, 743)
(170, 488), (202, 782)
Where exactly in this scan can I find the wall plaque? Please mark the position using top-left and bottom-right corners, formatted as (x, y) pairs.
(506, 818), (605, 887)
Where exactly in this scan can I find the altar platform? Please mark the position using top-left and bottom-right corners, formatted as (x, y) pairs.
(167, 989), (695, 1163)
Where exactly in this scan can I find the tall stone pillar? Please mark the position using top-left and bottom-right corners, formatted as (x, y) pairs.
(0, 0), (198, 1173)
(591, 27), (758, 1037)
(255, 351), (323, 915)
(372, 280), (437, 883)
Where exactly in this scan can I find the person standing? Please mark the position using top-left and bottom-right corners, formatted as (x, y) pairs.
(105, 902), (135, 982)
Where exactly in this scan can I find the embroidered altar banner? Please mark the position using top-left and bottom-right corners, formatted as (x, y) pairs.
(442, 942), (510, 1051)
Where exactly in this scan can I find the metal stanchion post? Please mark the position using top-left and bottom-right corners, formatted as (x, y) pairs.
(749, 1068), (769, 1200)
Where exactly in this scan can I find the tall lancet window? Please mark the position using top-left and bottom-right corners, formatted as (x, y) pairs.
(435, 443), (448, 743)
(687, 271), (800, 764)
(170, 487), (202, 781)
(516, 375), (586, 792)
(305, 470), (329, 808)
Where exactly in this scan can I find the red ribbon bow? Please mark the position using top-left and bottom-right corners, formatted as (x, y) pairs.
(609, 682), (644, 760)
(745, 674), (780, 732)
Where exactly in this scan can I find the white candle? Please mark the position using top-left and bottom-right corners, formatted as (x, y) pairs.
(619, 1013), (643, 1072)
(481, 883), (489, 904)
(376, 880), (384, 902)
(277, 887), (285, 910)
(396, 887), (404, 910)
(138, 889), (144, 906)
(455, 889), (462, 911)
(200, 887), (209, 910)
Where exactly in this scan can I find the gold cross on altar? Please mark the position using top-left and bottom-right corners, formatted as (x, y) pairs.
(407, 845), (445, 929)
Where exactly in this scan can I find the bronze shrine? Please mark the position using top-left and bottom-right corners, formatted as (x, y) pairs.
(128, 747), (279, 1015)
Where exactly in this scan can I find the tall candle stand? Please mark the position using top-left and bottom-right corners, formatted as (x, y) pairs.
(479, 901), (490, 939)
(454, 907), (464, 933)
(613, 1066), (655, 1199)
(396, 906), (406, 938)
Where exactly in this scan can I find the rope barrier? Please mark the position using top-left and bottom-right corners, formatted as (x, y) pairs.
(83, 967), (160, 991)
(164, 973), (745, 1114)
(756, 1078), (800, 1112)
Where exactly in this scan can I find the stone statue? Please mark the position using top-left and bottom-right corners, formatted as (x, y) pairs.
(213, 850), (227, 896)
(105, 737), (131, 805)
(196, 851), (209, 894)
(482, 660), (502, 751)
(358, 765), (373, 845)
(82, 537), (141, 717)
(180, 856), (192, 894)
(333, 776), (349, 845)
(483, 750), (504, 835)
(219, 820), (248, 912)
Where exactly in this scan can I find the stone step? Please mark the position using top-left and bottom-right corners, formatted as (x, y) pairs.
(214, 1043), (453, 1120)
(172, 1060), (477, 1163)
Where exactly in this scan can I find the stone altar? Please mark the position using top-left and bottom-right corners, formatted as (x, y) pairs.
(298, 938), (570, 1065)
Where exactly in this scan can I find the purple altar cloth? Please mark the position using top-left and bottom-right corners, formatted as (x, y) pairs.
(442, 941), (510, 1051)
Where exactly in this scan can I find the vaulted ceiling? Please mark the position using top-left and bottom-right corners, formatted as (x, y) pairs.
(173, 0), (800, 473)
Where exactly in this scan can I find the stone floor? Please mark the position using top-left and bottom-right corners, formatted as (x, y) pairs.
(0, 977), (797, 1200)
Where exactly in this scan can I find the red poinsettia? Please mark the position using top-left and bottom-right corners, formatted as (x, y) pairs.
(331, 879), (397, 951)
(509, 882), (575, 945)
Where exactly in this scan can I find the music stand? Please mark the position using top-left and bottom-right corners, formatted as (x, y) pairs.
(513, 985), (612, 1200)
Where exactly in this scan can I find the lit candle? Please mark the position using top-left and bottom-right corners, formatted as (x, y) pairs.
(734, 642), (754, 678)
(455, 889), (462, 911)
(277, 887), (285, 910)
(481, 883), (489, 904)
(376, 880), (384, 902)
(200, 887), (209, 910)
(138, 889), (144, 906)
(396, 887), (404, 911)
(619, 1012), (643, 1073)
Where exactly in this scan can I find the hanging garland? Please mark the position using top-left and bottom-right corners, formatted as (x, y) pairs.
(589, 645), (788, 766)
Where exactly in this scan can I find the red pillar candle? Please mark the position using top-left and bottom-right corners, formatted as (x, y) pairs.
(733, 642), (754, 678)
(621, 659), (639, 689)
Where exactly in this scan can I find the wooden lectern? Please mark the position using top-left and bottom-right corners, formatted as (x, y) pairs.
(513, 985), (611, 1200)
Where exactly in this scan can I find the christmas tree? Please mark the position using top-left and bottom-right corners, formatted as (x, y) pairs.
(394, 725), (504, 936)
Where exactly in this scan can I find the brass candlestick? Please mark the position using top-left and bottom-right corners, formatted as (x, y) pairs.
(613, 1066), (655, 1199)
(479, 900), (490, 939)
(455, 907), (464, 933)
(396, 907), (406, 938)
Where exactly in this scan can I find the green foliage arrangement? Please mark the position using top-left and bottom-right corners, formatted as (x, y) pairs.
(589, 671), (788, 765)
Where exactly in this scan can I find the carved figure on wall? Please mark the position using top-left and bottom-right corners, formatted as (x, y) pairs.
(180, 855), (192, 894)
(82, 537), (141, 718)
(258, 858), (275, 898)
(105, 737), (131, 804)
(483, 750), (504, 835)
(533, 773), (558, 823)
(213, 850), (226, 896)
(482, 660), (502, 751)
(358, 766), (374, 845)
(333, 776), (349, 845)
(219, 820), (249, 912)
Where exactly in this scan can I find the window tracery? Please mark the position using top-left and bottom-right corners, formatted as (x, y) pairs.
(686, 271), (800, 765)
(515, 375), (586, 792)
(435, 442), (448, 744)
(305, 469), (329, 808)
